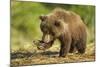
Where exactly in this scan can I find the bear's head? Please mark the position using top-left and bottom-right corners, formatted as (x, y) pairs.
(37, 15), (67, 50)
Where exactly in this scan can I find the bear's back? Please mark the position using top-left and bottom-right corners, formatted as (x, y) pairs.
(51, 8), (83, 25)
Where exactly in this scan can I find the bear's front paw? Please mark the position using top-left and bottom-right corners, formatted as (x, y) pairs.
(59, 55), (66, 57)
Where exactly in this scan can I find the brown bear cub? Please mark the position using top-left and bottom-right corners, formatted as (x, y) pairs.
(37, 8), (87, 57)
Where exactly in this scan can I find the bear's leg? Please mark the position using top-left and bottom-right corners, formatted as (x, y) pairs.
(59, 43), (71, 57)
(59, 34), (71, 57)
(69, 43), (76, 53)
(76, 41), (86, 54)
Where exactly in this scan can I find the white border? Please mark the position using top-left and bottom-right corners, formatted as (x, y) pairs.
(20, 0), (95, 5)
(0, 0), (10, 67)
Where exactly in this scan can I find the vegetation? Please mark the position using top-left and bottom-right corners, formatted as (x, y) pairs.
(11, 1), (95, 66)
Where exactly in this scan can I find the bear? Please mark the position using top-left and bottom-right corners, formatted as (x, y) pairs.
(38, 8), (87, 57)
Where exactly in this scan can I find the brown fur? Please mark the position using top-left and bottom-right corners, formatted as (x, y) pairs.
(39, 8), (87, 57)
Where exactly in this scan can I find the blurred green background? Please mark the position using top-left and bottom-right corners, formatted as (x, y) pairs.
(11, 1), (95, 51)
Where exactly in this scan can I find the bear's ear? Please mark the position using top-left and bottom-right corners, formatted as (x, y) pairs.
(39, 15), (47, 21)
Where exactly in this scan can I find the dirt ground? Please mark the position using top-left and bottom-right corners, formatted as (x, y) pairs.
(11, 43), (95, 66)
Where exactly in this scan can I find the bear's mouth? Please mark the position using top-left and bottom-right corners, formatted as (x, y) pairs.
(40, 40), (52, 44)
(36, 34), (55, 50)
(37, 40), (53, 50)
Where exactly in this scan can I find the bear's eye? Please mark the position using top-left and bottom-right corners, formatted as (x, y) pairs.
(54, 21), (60, 27)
